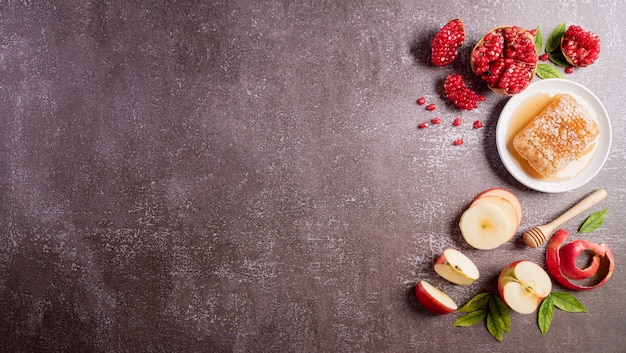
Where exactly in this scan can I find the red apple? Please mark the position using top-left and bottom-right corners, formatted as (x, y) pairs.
(415, 280), (458, 315)
(434, 248), (480, 285)
(498, 260), (552, 314)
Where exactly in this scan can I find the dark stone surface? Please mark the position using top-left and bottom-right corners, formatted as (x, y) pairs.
(1, 1), (625, 352)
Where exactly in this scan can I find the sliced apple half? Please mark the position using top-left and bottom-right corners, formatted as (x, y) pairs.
(472, 188), (522, 227)
(434, 248), (480, 285)
(498, 260), (552, 314)
(459, 196), (517, 250)
(415, 280), (458, 315)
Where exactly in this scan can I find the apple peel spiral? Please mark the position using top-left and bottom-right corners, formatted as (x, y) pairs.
(546, 229), (614, 291)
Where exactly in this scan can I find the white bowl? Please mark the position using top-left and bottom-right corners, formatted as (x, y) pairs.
(496, 79), (611, 193)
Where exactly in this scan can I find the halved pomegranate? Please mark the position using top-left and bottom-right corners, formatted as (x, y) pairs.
(470, 26), (538, 96)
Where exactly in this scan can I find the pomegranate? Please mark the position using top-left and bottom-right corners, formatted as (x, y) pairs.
(470, 26), (538, 95)
(431, 18), (465, 67)
(443, 74), (484, 110)
(560, 25), (600, 67)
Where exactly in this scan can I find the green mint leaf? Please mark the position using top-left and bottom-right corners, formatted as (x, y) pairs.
(488, 295), (511, 333)
(486, 313), (504, 342)
(551, 292), (587, 312)
(546, 21), (566, 53)
(534, 26), (542, 54)
(579, 208), (608, 233)
(538, 295), (554, 336)
(549, 51), (571, 67)
(458, 292), (491, 312)
(536, 63), (563, 79)
(454, 309), (487, 327)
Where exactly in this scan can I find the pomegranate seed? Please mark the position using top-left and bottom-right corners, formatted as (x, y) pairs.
(431, 117), (441, 124)
(426, 103), (436, 111)
(565, 66), (575, 74)
(418, 122), (429, 129)
(453, 138), (464, 146)
(453, 117), (461, 126)
(539, 53), (549, 61)
(473, 120), (483, 129)
(417, 97), (426, 105)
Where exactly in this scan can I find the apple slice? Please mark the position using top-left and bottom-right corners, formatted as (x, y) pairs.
(459, 197), (516, 250)
(498, 260), (552, 314)
(434, 248), (480, 285)
(472, 188), (522, 227)
(415, 280), (458, 315)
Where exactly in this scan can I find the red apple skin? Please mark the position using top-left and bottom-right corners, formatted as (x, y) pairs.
(546, 229), (615, 291)
(497, 260), (544, 310)
(559, 239), (604, 279)
(415, 282), (456, 315)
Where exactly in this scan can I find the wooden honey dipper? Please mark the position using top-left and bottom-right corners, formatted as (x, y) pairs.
(523, 188), (608, 248)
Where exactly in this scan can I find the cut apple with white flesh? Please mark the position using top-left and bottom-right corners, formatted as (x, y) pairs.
(434, 248), (480, 285)
(415, 280), (458, 315)
(459, 196), (518, 250)
(498, 260), (552, 314)
(472, 188), (522, 227)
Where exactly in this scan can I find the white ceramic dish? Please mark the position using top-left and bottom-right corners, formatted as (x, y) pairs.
(496, 79), (611, 193)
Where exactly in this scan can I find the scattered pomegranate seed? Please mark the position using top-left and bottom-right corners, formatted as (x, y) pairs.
(528, 29), (537, 36)
(565, 66), (575, 74)
(473, 120), (483, 129)
(453, 138), (464, 146)
(539, 53), (549, 61)
(431, 117), (441, 124)
(417, 97), (426, 105)
(418, 122), (429, 129)
(426, 103), (436, 111)
(453, 117), (461, 126)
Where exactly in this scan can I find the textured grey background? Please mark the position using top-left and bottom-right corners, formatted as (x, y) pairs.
(1, 1), (625, 352)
